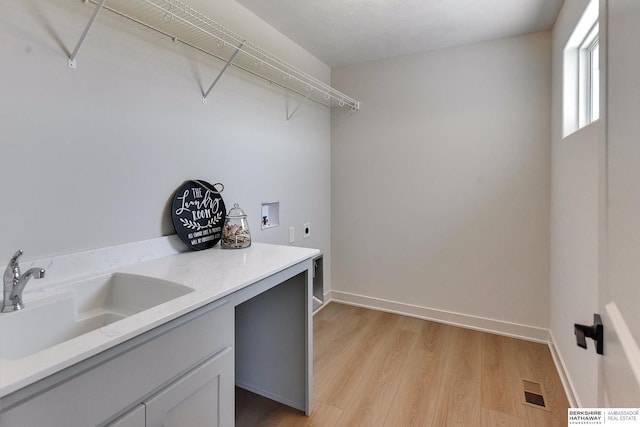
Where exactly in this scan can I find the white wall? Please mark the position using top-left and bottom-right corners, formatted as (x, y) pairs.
(550, 0), (602, 407)
(331, 32), (551, 335)
(0, 0), (331, 290)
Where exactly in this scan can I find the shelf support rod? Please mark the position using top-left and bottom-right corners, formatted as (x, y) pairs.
(286, 90), (313, 121)
(202, 41), (244, 103)
(68, 0), (107, 69)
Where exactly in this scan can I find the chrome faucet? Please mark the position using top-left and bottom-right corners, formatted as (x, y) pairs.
(2, 250), (45, 313)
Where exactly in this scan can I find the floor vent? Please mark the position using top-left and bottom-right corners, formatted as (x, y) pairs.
(525, 390), (545, 406)
(522, 380), (548, 410)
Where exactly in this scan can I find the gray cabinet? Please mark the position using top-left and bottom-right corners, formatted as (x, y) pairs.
(107, 347), (234, 427)
(0, 255), (314, 426)
(0, 300), (234, 427)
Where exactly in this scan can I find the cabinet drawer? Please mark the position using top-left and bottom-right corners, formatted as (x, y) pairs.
(0, 300), (233, 427)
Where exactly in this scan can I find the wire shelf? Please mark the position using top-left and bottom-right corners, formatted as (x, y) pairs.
(71, 0), (360, 111)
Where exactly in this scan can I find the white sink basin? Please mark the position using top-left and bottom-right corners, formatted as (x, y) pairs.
(0, 273), (193, 360)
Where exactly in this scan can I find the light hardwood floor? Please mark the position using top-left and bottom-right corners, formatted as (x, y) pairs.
(236, 302), (569, 426)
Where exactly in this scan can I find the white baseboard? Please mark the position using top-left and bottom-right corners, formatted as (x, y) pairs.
(328, 290), (551, 343)
(548, 330), (580, 407)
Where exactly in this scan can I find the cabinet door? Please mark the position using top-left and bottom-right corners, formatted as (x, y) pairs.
(107, 404), (145, 427)
(145, 347), (234, 427)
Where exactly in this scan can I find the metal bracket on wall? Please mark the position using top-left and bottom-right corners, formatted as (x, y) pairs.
(202, 41), (244, 104)
(286, 89), (313, 121)
(68, 0), (107, 69)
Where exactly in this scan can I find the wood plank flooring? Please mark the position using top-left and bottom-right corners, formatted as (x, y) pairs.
(236, 302), (569, 426)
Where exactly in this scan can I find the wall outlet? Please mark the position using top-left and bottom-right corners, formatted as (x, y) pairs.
(289, 226), (295, 243)
(303, 222), (311, 239)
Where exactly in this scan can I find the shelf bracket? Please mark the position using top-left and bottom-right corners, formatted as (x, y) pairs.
(286, 89), (313, 121)
(68, 0), (107, 69)
(202, 42), (244, 104)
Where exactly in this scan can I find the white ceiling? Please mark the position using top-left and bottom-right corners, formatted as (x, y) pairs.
(234, 0), (564, 67)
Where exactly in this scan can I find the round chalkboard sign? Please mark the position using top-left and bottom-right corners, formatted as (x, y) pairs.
(171, 180), (226, 250)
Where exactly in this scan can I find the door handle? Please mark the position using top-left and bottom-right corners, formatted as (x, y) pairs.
(574, 313), (604, 355)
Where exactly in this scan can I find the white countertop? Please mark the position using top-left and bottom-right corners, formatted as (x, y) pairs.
(0, 239), (319, 398)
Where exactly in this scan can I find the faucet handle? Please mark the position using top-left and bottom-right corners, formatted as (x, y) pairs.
(4, 250), (23, 283)
(9, 249), (23, 266)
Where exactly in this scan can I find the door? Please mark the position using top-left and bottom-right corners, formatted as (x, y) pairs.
(600, 0), (640, 407)
(145, 347), (234, 427)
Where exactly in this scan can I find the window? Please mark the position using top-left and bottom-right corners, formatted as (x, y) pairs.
(563, 0), (599, 137)
(580, 23), (599, 126)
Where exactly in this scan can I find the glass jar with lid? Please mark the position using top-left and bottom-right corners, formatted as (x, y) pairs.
(221, 203), (251, 249)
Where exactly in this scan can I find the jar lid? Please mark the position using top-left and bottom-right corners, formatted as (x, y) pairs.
(227, 203), (247, 218)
